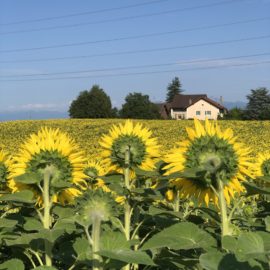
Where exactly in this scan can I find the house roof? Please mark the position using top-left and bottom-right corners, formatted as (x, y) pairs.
(155, 102), (170, 119)
(169, 94), (207, 109)
(168, 94), (227, 110)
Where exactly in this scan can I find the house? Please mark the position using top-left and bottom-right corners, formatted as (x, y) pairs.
(159, 94), (227, 120)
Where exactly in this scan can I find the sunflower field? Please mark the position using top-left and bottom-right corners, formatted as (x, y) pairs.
(0, 119), (269, 270)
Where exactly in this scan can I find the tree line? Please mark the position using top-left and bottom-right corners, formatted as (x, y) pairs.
(69, 77), (183, 119)
(224, 87), (270, 120)
(69, 78), (270, 120)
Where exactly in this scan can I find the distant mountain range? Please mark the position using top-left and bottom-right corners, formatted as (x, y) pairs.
(0, 111), (69, 121)
(222, 101), (246, 110)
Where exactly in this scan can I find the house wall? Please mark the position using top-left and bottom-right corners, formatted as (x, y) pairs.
(186, 99), (221, 120)
(171, 109), (187, 119)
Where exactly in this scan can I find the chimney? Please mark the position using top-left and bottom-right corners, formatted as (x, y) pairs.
(189, 98), (192, 105)
(219, 96), (223, 105)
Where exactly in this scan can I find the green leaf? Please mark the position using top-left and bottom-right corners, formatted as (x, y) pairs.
(0, 259), (25, 270)
(15, 172), (41, 184)
(100, 174), (123, 183)
(134, 167), (159, 177)
(142, 222), (216, 251)
(31, 267), (58, 270)
(53, 218), (76, 234)
(52, 205), (75, 219)
(256, 231), (270, 253)
(0, 218), (18, 228)
(23, 218), (43, 231)
(243, 182), (270, 196)
(100, 231), (129, 251)
(98, 250), (155, 266)
(235, 232), (265, 261)
(0, 190), (35, 203)
(196, 206), (220, 223)
(50, 179), (72, 189)
(73, 237), (92, 261)
(222, 235), (237, 252)
(265, 216), (270, 232)
(199, 251), (224, 270)
(199, 252), (263, 270)
(258, 176), (270, 183)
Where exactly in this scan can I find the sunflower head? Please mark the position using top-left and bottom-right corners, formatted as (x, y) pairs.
(8, 127), (87, 205)
(99, 120), (160, 172)
(75, 189), (116, 227)
(0, 150), (12, 192)
(164, 119), (252, 206)
(254, 152), (270, 177)
(84, 160), (111, 193)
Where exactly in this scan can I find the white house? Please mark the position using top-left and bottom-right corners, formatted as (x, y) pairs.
(159, 94), (227, 120)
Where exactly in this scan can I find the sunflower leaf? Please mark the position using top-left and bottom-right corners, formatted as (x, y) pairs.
(243, 182), (270, 196)
(141, 222), (216, 251)
(15, 172), (41, 184)
(100, 174), (123, 183)
(0, 190), (35, 203)
(235, 232), (266, 261)
(31, 267), (58, 270)
(98, 250), (155, 266)
(199, 252), (263, 270)
(0, 259), (25, 270)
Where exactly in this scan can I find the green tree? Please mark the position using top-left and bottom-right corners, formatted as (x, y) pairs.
(69, 85), (113, 118)
(166, 77), (183, 102)
(245, 87), (270, 120)
(223, 107), (244, 120)
(120, 92), (161, 119)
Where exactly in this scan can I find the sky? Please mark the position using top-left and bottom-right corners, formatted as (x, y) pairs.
(0, 0), (269, 116)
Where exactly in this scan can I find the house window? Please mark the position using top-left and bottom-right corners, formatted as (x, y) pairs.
(196, 111), (201, 115)
(205, 111), (211, 115)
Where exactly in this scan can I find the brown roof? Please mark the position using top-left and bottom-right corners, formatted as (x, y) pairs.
(155, 102), (170, 119)
(169, 94), (207, 109)
(168, 94), (227, 111)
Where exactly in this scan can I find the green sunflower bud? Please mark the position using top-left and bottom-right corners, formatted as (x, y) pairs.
(76, 190), (116, 228)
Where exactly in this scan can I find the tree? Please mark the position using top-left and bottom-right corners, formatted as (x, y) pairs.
(223, 107), (244, 120)
(69, 85), (113, 118)
(166, 77), (183, 102)
(245, 87), (270, 120)
(120, 92), (161, 119)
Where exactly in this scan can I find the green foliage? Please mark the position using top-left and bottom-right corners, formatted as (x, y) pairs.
(223, 107), (245, 120)
(1, 123), (270, 269)
(0, 259), (25, 270)
(142, 222), (216, 251)
(245, 87), (270, 120)
(166, 76), (183, 102)
(69, 85), (114, 118)
(120, 92), (161, 119)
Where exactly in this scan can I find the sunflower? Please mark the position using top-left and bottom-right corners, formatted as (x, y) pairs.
(84, 160), (125, 204)
(84, 160), (111, 193)
(254, 152), (270, 177)
(8, 127), (87, 205)
(0, 150), (12, 192)
(99, 120), (160, 173)
(163, 119), (253, 206)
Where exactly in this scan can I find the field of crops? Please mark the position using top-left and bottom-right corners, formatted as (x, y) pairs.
(0, 118), (269, 270)
(1, 119), (270, 158)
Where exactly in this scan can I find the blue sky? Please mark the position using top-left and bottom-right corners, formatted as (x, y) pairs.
(0, 0), (269, 114)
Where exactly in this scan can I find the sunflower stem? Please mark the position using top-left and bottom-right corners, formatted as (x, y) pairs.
(124, 146), (131, 270)
(217, 179), (231, 240)
(43, 166), (53, 267)
(173, 190), (180, 212)
(92, 216), (102, 270)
